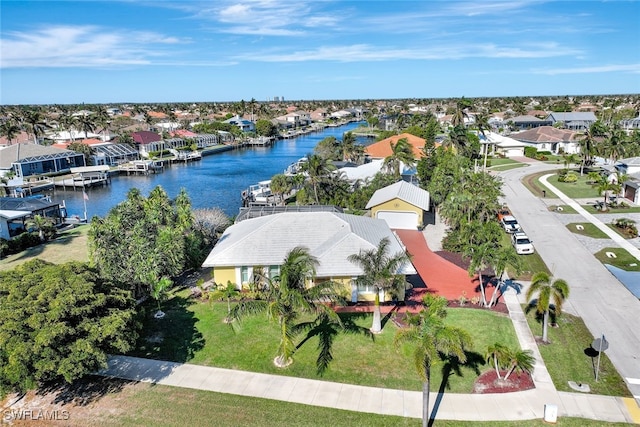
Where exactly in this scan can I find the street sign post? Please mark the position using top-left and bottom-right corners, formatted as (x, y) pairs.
(592, 335), (609, 382)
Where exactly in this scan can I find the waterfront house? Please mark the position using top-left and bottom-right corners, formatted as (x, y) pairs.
(0, 143), (85, 178)
(225, 115), (255, 132)
(483, 132), (526, 157)
(365, 181), (430, 230)
(201, 212), (416, 303)
(132, 131), (164, 157)
(508, 115), (552, 130)
(546, 112), (597, 130)
(511, 126), (579, 154)
(0, 196), (64, 240)
(365, 133), (428, 160)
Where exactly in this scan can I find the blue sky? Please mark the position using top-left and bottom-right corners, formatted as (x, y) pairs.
(1, 1), (639, 105)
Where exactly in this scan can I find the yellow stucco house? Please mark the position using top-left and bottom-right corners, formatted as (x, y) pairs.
(201, 211), (416, 303)
(366, 180), (430, 230)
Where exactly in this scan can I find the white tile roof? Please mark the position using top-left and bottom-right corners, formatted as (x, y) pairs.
(202, 212), (415, 276)
(365, 181), (430, 211)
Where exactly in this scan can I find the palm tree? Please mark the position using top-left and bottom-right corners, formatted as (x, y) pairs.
(526, 272), (570, 343)
(485, 342), (510, 380)
(0, 120), (21, 145)
(301, 153), (335, 204)
(487, 246), (522, 307)
(229, 247), (344, 367)
(21, 109), (49, 144)
(209, 281), (241, 322)
(348, 237), (410, 333)
(77, 113), (97, 139)
(25, 214), (55, 241)
(503, 349), (535, 381)
(383, 137), (415, 179)
(394, 295), (472, 427)
(151, 276), (172, 316)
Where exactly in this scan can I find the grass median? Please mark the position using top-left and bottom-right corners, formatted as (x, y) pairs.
(524, 307), (630, 396)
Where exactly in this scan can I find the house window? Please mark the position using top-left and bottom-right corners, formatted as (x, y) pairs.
(357, 283), (374, 293)
(268, 265), (279, 279)
(241, 266), (249, 283)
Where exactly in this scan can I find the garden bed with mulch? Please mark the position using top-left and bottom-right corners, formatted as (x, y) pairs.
(472, 370), (535, 394)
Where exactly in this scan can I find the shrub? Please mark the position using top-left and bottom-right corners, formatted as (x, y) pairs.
(524, 147), (537, 158)
(558, 172), (577, 183)
(6, 232), (41, 255)
(613, 218), (638, 238)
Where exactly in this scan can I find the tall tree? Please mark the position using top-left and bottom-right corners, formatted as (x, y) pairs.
(348, 237), (410, 333)
(229, 247), (344, 368)
(383, 137), (415, 179)
(394, 295), (472, 427)
(0, 119), (21, 145)
(89, 186), (204, 297)
(526, 272), (570, 343)
(302, 153), (335, 204)
(77, 112), (97, 139)
(21, 109), (49, 144)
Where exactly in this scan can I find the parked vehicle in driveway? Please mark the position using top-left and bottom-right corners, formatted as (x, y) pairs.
(501, 215), (521, 233)
(512, 231), (535, 254)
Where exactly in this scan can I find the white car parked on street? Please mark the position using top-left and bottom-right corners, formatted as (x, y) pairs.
(501, 215), (521, 233)
(511, 231), (535, 255)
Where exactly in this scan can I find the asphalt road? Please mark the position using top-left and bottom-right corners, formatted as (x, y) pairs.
(498, 160), (640, 403)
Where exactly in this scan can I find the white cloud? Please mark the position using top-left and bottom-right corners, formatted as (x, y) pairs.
(240, 42), (581, 62)
(535, 64), (640, 75)
(0, 25), (188, 68)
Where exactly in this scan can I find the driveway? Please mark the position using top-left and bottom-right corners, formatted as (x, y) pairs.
(498, 160), (640, 403)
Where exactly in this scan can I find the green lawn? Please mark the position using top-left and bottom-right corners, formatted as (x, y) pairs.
(500, 233), (551, 280)
(490, 163), (528, 172)
(594, 248), (640, 272)
(8, 377), (632, 427)
(566, 223), (609, 239)
(545, 174), (601, 199)
(524, 308), (630, 396)
(104, 380), (633, 427)
(548, 204), (578, 214)
(0, 224), (90, 271)
(131, 293), (519, 393)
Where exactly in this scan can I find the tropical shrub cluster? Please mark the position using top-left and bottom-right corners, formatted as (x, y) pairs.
(89, 186), (215, 298)
(0, 260), (138, 397)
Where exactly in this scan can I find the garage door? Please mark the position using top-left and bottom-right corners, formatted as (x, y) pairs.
(376, 211), (418, 229)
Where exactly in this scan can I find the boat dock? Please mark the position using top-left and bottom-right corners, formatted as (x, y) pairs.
(246, 136), (274, 146)
(170, 149), (202, 163)
(54, 165), (110, 190)
(118, 160), (165, 175)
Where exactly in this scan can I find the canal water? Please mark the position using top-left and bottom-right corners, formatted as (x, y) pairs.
(51, 122), (367, 219)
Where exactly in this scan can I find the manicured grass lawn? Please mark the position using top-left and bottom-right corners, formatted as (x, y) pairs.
(547, 204), (578, 214)
(522, 170), (557, 198)
(0, 224), (90, 271)
(490, 163), (528, 172)
(583, 204), (640, 214)
(524, 308), (631, 396)
(545, 173), (600, 199)
(594, 248), (640, 272)
(131, 293), (519, 393)
(4, 377), (632, 427)
(566, 223), (609, 239)
(500, 233), (551, 280)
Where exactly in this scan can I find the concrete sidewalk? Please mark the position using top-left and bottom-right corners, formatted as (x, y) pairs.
(98, 353), (636, 423)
